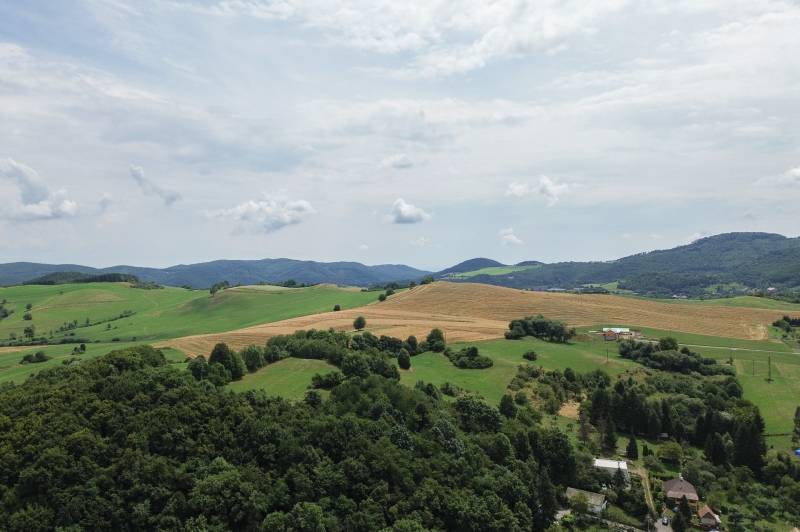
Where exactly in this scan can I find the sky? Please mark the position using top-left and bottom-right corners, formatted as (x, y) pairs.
(1, 0), (799, 270)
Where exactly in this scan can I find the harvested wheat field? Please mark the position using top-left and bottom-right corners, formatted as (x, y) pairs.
(160, 282), (788, 356)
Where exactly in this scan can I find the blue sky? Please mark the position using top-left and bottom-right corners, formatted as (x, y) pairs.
(1, 0), (799, 270)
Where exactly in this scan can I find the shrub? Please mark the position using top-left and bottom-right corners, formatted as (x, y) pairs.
(398, 349), (411, 370)
(426, 328), (446, 352)
(505, 315), (575, 342)
(20, 351), (50, 364)
(310, 371), (344, 390)
(446, 346), (493, 369)
(353, 316), (366, 330)
(333, 304), (341, 311)
(523, 350), (537, 361)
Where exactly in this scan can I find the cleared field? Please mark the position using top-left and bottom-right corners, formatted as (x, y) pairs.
(400, 336), (636, 404)
(0, 340), (187, 384)
(633, 295), (800, 311)
(449, 265), (537, 278)
(0, 282), (376, 382)
(0, 282), (375, 344)
(227, 357), (334, 398)
(163, 282), (793, 356)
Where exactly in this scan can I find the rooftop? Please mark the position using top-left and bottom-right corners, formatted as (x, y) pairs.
(593, 458), (628, 470)
(565, 487), (606, 507)
(663, 478), (699, 501)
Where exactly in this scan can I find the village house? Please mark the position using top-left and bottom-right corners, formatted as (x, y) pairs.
(697, 505), (721, 529)
(593, 458), (630, 482)
(565, 487), (607, 515)
(601, 327), (642, 341)
(663, 477), (699, 509)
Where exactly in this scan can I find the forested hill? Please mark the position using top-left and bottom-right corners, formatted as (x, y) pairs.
(0, 259), (431, 289)
(3, 232), (799, 294)
(462, 232), (800, 296)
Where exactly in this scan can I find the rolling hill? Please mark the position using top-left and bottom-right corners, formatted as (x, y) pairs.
(451, 232), (800, 296)
(3, 232), (799, 295)
(0, 259), (431, 288)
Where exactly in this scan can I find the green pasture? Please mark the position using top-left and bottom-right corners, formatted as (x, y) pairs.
(449, 265), (537, 278)
(400, 336), (637, 404)
(0, 340), (186, 385)
(227, 357), (335, 398)
(0, 282), (375, 343)
(0, 282), (375, 383)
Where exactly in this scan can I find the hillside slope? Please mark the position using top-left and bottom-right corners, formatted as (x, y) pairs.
(0, 259), (431, 288)
(464, 233), (800, 295)
(162, 282), (788, 355)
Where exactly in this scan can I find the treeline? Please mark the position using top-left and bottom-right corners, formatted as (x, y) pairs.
(186, 328), (434, 387)
(23, 271), (140, 285)
(618, 338), (735, 376)
(0, 344), (598, 531)
(773, 315), (800, 333)
(505, 315), (575, 342)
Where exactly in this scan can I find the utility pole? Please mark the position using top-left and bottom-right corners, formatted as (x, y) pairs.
(768, 355), (772, 382)
(753, 359), (756, 376)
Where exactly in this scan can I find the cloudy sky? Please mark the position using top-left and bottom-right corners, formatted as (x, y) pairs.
(1, 1), (799, 270)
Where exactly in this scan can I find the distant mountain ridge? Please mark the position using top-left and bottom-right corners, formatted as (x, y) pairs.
(2, 232), (799, 295)
(0, 259), (431, 289)
(459, 232), (800, 296)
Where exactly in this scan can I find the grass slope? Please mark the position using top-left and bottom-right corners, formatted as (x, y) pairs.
(0, 282), (375, 383)
(400, 336), (636, 405)
(227, 358), (335, 398)
(449, 265), (538, 278)
(0, 283), (375, 343)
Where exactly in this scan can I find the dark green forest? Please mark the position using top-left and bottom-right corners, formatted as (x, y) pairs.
(467, 233), (800, 296)
(1, 324), (799, 530)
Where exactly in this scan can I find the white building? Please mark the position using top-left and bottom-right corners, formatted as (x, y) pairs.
(593, 458), (630, 481)
(565, 487), (607, 515)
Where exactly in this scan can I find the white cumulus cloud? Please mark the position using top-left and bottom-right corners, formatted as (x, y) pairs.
(209, 195), (315, 233)
(0, 158), (78, 221)
(129, 165), (181, 206)
(506, 175), (572, 206)
(756, 165), (800, 187)
(499, 227), (523, 246)
(380, 153), (414, 169)
(389, 198), (430, 224)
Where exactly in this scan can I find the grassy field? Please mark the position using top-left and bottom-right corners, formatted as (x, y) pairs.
(400, 336), (637, 404)
(227, 357), (334, 398)
(449, 265), (537, 278)
(630, 294), (800, 311)
(0, 283), (376, 344)
(0, 340), (187, 384)
(0, 282), (376, 383)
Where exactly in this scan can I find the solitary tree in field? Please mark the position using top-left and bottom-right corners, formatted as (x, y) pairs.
(626, 435), (639, 460)
(353, 316), (366, 330)
(333, 304), (341, 312)
(397, 349), (411, 370)
(23, 325), (35, 340)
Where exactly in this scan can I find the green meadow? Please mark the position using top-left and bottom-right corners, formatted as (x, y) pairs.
(0, 282), (376, 384)
(449, 265), (538, 278)
(228, 357), (335, 398)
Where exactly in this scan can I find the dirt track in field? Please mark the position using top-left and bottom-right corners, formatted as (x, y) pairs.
(158, 282), (788, 357)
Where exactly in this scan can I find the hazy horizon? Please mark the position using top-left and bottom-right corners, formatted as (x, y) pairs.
(2, 1), (799, 270)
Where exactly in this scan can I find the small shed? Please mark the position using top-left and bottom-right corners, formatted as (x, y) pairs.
(565, 487), (607, 515)
(697, 505), (721, 528)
